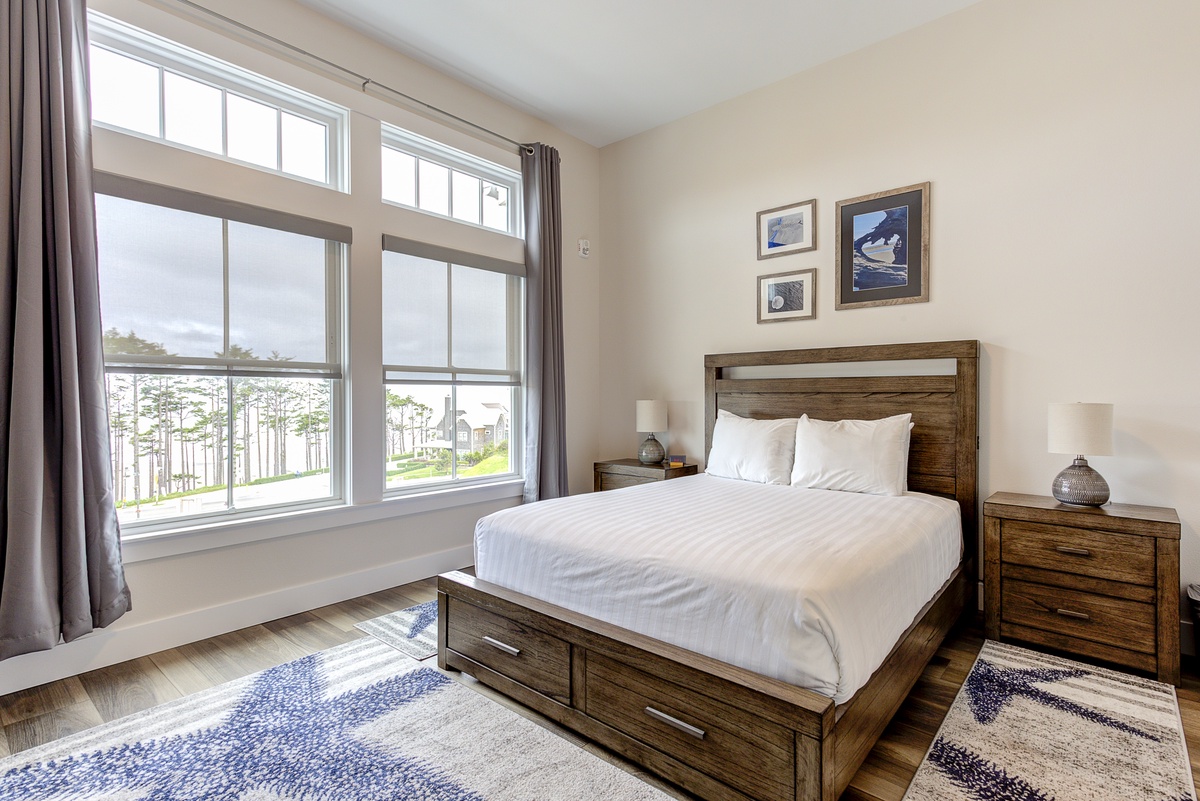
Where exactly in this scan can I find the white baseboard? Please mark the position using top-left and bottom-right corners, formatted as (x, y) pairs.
(0, 544), (473, 697)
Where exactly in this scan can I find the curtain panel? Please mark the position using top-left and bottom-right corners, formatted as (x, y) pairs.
(0, 0), (131, 660)
(520, 144), (568, 502)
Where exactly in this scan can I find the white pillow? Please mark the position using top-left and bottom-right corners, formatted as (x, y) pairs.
(790, 413), (913, 496)
(706, 410), (798, 485)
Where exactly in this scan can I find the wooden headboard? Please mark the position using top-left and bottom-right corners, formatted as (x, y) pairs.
(704, 340), (980, 572)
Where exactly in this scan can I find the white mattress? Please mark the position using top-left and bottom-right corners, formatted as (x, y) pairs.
(474, 473), (962, 704)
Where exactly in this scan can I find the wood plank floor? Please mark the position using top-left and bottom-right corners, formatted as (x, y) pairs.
(2, 577), (1198, 799)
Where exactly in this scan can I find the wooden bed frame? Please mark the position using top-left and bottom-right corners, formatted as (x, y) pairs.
(438, 340), (979, 801)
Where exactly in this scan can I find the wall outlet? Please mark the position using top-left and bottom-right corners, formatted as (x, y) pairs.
(578, 238), (590, 258)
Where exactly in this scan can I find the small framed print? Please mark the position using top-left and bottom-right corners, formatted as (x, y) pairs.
(835, 182), (930, 310)
(757, 199), (816, 259)
(757, 268), (816, 323)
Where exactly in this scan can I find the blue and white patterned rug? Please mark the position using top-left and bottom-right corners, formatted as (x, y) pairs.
(355, 599), (439, 659)
(905, 640), (1195, 800)
(0, 638), (673, 800)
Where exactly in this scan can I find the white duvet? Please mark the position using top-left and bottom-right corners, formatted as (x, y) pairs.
(474, 473), (962, 703)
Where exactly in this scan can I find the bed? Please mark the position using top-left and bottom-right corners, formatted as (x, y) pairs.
(438, 340), (979, 801)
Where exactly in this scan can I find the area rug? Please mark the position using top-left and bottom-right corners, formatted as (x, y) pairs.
(904, 640), (1195, 801)
(0, 638), (671, 800)
(355, 599), (439, 659)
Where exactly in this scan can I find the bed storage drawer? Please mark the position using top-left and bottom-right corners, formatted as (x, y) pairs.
(444, 597), (571, 703)
(584, 653), (794, 801)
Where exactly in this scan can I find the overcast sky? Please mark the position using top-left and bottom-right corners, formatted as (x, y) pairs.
(97, 195), (328, 363)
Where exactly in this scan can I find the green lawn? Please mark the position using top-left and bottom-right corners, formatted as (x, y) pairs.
(385, 452), (509, 483)
(386, 463), (448, 481)
(458, 453), (509, 477)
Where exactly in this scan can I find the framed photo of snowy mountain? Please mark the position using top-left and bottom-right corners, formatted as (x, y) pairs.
(834, 182), (929, 310)
(756, 198), (816, 259)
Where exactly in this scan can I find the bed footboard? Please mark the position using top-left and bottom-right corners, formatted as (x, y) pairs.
(438, 566), (966, 801)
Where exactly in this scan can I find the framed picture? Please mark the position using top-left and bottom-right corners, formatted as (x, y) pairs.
(757, 198), (816, 259)
(757, 268), (816, 323)
(835, 182), (930, 310)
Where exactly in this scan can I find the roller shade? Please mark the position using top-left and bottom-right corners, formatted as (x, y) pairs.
(95, 171), (353, 244)
(382, 234), (524, 277)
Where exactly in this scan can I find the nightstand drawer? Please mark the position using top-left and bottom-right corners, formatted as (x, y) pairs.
(1001, 521), (1155, 586)
(1002, 579), (1156, 653)
(445, 597), (571, 703)
(599, 473), (652, 491)
(594, 459), (698, 492)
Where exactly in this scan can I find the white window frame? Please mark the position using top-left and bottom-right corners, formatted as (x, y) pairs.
(381, 237), (525, 496)
(381, 124), (523, 237)
(95, 175), (348, 533)
(88, 12), (348, 190)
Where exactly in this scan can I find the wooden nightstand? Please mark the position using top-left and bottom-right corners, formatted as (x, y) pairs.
(983, 491), (1181, 684)
(593, 459), (698, 492)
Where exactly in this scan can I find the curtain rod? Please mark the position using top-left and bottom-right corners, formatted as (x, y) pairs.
(165, 0), (533, 155)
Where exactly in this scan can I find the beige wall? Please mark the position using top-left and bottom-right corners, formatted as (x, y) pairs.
(598, 0), (1200, 628)
(0, 0), (601, 695)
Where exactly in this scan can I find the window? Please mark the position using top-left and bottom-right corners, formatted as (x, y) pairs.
(381, 237), (523, 491)
(382, 125), (522, 235)
(90, 11), (527, 543)
(95, 174), (347, 528)
(89, 13), (346, 188)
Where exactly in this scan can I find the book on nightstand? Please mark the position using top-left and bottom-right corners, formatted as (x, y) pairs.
(667, 454), (685, 468)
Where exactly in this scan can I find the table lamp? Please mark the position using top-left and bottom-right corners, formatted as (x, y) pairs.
(636, 400), (667, 464)
(1048, 402), (1113, 506)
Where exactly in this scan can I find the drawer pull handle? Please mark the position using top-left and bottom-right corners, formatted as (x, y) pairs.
(1056, 608), (1090, 620)
(482, 636), (521, 656)
(644, 706), (706, 740)
(1055, 546), (1091, 557)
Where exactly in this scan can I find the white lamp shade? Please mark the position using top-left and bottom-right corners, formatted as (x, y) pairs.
(1048, 402), (1113, 456)
(636, 400), (667, 433)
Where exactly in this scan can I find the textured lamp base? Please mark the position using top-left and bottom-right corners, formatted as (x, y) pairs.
(1052, 456), (1110, 506)
(638, 433), (665, 464)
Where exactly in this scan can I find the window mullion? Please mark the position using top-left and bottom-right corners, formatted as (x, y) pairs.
(449, 384), (457, 481)
(226, 376), (235, 511)
(447, 262), (455, 481)
(222, 219), (230, 358)
(510, 179), (519, 233)
(223, 219), (234, 512)
(414, 158), (422, 210)
(326, 241), (338, 364)
(221, 88), (229, 157)
(157, 66), (166, 139)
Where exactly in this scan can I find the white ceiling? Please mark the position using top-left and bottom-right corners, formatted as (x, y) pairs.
(295, 0), (983, 147)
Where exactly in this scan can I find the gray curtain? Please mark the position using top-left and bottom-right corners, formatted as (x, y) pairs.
(521, 144), (568, 501)
(0, 0), (131, 660)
